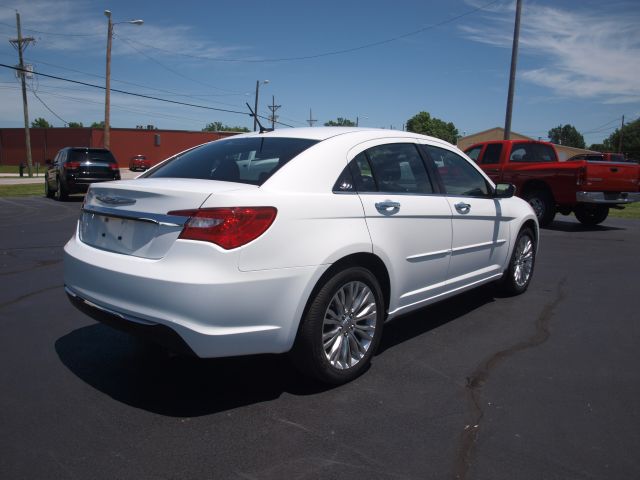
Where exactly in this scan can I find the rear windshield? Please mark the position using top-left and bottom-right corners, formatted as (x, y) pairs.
(69, 150), (116, 163)
(148, 137), (319, 185)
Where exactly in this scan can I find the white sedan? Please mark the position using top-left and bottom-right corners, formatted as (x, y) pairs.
(64, 127), (538, 384)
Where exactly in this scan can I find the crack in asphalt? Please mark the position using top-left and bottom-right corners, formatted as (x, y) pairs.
(0, 259), (62, 276)
(0, 284), (62, 310)
(452, 278), (567, 480)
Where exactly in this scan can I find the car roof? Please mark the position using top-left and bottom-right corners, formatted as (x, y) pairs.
(232, 127), (446, 144)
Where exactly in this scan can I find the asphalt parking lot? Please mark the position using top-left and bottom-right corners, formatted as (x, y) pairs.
(1, 196), (639, 480)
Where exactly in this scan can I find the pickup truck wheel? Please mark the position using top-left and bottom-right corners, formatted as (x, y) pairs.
(574, 204), (609, 226)
(500, 227), (536, 296)
(291, 267), (384, 385)
(523, 190), (555, 227)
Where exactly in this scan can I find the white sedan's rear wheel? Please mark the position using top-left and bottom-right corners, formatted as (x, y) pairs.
(292, 266), (384, 384)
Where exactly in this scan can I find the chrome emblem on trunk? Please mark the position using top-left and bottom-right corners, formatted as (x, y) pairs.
(95, 195), (136, 206)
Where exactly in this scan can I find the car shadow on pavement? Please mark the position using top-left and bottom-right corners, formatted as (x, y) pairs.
(55, 286), (497, 418)
(377, 285), (496, 355)
(545, 220), (624, 232)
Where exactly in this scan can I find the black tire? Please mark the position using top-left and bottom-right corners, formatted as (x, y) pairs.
(54, 176), (68, 201)
(291, 266), (385, 385)
(44, 176), (54, 198)
(574, 204), (609, 226)
(523, 189), (555, 227)
(500, 227), (536, 296)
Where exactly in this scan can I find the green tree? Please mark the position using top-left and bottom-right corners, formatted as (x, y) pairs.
(547, 124), (586, 148)
(405, 111), (458, 144)
(324, 117), (356, 127)
(31, 117), (52, 128)
(67, 121), (84, 128)
(588, 143), (606, 152)
(601, 118), (640, 159)
(90, 121), (105, 128)
(202, 122), (249, 132)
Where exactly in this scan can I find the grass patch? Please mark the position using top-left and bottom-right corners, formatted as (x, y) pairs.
(0, 183), (44, 197)
(609, 201), (640, 219)
(0, 164), (46, 175)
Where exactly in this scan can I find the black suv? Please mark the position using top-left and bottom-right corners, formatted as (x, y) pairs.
(45, 147), (121, 200)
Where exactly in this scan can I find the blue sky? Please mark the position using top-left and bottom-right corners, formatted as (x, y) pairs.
(0, 0), (638, 146)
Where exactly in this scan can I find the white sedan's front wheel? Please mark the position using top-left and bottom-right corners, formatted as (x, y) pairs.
(292, 267), (384, 384)
(500, 227), (536, 295)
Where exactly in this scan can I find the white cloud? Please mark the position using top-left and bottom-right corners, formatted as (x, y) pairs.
(0, 0), (245, 59)
(460, 1), (640, 104)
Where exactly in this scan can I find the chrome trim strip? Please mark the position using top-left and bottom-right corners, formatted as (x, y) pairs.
(406, 249), (451, 262)
(82, 205), (189, 226)
(451, 239), (507, 254)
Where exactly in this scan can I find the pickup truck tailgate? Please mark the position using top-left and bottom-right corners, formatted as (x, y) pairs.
(582, 161), (640, 192)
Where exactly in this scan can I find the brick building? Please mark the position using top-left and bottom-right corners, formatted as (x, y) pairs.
(0, 127), (239, 167)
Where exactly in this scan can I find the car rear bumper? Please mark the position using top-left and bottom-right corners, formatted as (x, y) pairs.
(576, 191), (640, 204)
(63, 232), (325, 358)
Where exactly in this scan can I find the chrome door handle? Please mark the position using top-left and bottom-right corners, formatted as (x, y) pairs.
(455, 202), (471, 214)
(375, 200), (401, 212)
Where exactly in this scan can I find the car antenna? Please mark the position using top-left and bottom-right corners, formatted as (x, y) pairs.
(246, 102), (273, 134)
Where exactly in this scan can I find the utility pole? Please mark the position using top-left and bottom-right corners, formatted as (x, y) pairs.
(10, 12), (35, 177)
(618, 115), (625, 153)
(267, 95), (281, 130)
(104, 10), (113, 150)
(103, 11), (143, 150)
(504, 0), (523, 140)
(307, 108), (317, 127)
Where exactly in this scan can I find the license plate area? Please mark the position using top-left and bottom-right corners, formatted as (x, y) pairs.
(80, 212), (159, 255)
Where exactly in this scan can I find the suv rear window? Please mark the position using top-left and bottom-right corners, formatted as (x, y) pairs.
(69, 150), (116, 163)
(148, 137), (318, 185)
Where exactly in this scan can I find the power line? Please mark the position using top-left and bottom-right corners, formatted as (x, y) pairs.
(116, 0), (501, 63)
(0, 21), (100, 37)
(28, 84), (68, 125)
(24, 57), (247, 100)
(115, 34), (243, 94)
(0, 63), (295, 127)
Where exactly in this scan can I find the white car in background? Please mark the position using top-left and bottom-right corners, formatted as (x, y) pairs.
(64, 127), (538, 384)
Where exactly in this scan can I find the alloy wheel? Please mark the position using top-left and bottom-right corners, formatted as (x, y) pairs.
(322, 281), (377, 370)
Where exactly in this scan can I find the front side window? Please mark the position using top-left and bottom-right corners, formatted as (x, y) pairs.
(423, 145), (490, 197)
(149, 137), (318, 186)
(465, 146), (482, 162)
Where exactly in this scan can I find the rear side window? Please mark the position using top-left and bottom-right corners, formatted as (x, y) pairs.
(69, 150), (116, 163)
(510, 143), (556, 163)
(335, 144), (434, 194)
(482, 143), (503, 164)
(365, 143), (433, 194)
(149, 137), (318, 185)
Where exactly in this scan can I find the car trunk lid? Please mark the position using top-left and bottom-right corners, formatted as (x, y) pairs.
(80, 178), (254, 259)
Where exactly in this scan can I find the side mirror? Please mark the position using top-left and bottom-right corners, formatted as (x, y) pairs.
(494, 183), (516, 198)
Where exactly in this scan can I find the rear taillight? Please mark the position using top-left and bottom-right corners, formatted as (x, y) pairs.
(168, 207), (277, 249)
(108, 163), (119, 170)
(577, 165), (587, 186)
(65, 161), (80, 170)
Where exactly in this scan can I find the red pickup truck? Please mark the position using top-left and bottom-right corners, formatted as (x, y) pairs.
(464, 140), (640, 226)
